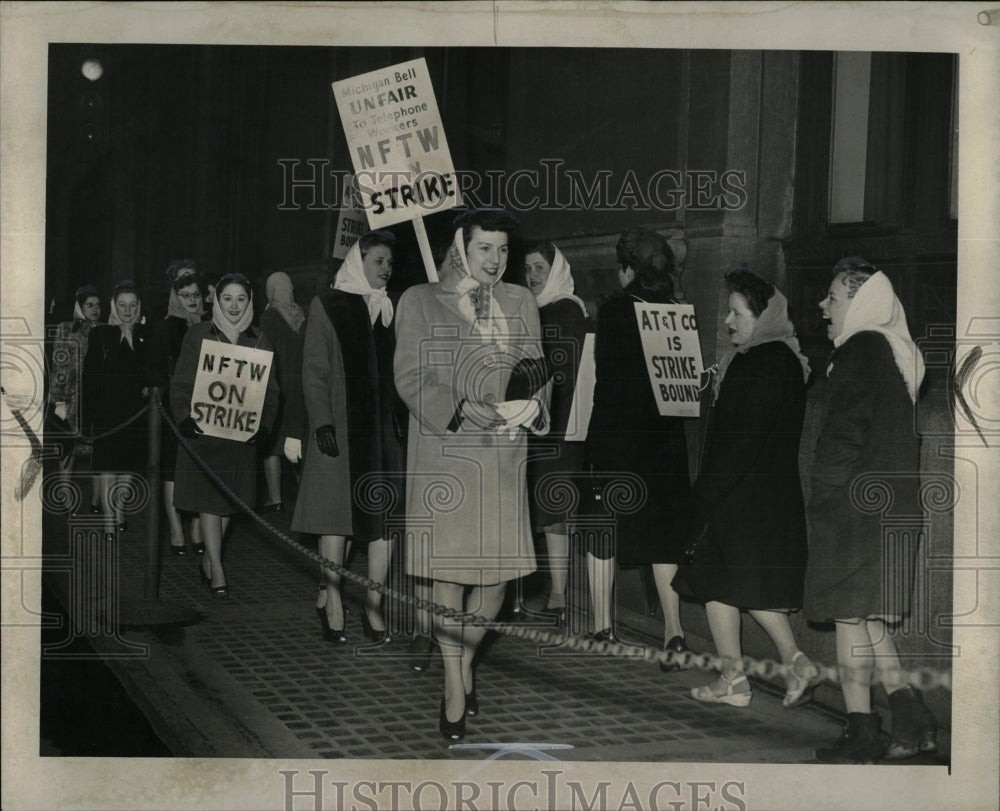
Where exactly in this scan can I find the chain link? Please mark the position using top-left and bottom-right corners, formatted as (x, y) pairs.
(154, 393), (952, 693)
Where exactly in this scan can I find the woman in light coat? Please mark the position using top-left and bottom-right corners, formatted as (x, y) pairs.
(394, 208), (549, 741)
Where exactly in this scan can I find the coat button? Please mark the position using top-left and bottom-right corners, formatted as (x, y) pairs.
(484, 393), (496, 405)
(483, 354), (496, 367)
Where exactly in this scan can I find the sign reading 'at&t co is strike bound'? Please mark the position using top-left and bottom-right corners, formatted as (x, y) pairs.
(634, 303), (704, 418)
(332, 57), (462, 229)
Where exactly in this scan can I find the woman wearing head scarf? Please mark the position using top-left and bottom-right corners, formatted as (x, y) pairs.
(805, 258), (936, 763)
(394, 208), (549, 741)
(290, 231), (405, 645)
(146, 266), (205, 554)
(674, 267), (816, 709)
(258, 271), (307, 513)
(82, 280), (148, 530)
(48, 284), (103, 512)
(521, 241), (592, 623)
(584, 228), (695, 661)
(170, 273), (279, 597)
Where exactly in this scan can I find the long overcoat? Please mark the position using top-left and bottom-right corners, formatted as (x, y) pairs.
(170, 321), (279, 516)
(394, 279), (549, 587)
(804, 331), (921, 621)
(291, 290), (405, 541)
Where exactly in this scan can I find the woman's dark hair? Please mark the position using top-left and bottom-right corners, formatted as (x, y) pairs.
(832, 256), (876, 298)
(724, 266), (774, 318)
(454, 208), (520, 249)
(172, 271), (206, 297)
(358, 229), (396, 256)
(166, 259), (197, 280)
(74, 284), (100, 307)
(215, 272), (252, 299)
(111, 279), (139, 302)
(615, 227), (675, 295)
(525, 241), (557, 267)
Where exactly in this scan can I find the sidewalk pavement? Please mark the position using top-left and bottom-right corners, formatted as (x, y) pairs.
(39, 488), (951, 764)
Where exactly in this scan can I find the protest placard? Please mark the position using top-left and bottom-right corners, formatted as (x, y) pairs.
(332, 175), (369, 259)
(633, 302), (703, 417)
(332, 57), (462, 230)
(189, 340), (274, 441)
(564, 332), (596, 442)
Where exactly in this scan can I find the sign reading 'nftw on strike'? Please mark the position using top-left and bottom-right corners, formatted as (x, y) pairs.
(332, 58), (461, 228)
(190, 341), (273, 441)
(634, 303), (704, 417)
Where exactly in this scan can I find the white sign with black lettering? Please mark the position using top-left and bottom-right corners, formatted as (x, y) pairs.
(190, 340), (273, 442)
(332, 175), (369, 259)
(634, 303), (703, 417)
(332, 57), (461, 228)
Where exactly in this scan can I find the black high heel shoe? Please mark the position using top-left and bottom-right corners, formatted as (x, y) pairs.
(169, 540), (188, 557)
(439, 699), (466, 741)
(660, 635), (690, 672)
(200, 562), (228, 598)
(191, 542), (205, 556)
(465, 689), (479, 718)
(317, 606), (348, 644)
(360, 608), (389, 645)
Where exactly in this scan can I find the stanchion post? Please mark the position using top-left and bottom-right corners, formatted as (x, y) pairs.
(144, 387), (163, 600)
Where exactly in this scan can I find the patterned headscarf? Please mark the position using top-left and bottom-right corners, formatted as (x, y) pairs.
(713, 287), (810, 403)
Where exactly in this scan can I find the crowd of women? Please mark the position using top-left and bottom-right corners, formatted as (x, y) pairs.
(48, 207), (937, 764)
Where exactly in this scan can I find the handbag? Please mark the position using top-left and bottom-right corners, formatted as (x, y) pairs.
(682, 523), (720, 567)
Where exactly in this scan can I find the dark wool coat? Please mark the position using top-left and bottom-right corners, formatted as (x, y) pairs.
(82, 323), (149, 474)
(804, 331), (921, 621)
(170, 321), (279, 516)
(146, 315), (197, 480)
(585, 289), (694, 564)
(258, 307), (306, 452)
(49, 318), (98, 433)
(291, 291), (405, 541)
(527, 298), (591, 529)
(394, 280), (548, 587)
(674, 341), (808, 609)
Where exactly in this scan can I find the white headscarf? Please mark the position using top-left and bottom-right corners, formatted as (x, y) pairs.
(448, 228), (510, 344)
(265, 272), (305, 333)
(72, 300), (87, 322)
(334, 241), (394, 327)
(533, 245), (587, 316)
(834, 270), (925, 402)
(211, 280), (255, 345)
(108, 292), (142, 348)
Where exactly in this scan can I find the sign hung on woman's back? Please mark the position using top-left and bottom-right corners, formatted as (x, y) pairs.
(189, 340), (274, 441)
(634, 303), (703, 417)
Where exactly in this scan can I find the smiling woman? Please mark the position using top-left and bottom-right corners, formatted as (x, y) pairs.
(289, 229), (407, 647)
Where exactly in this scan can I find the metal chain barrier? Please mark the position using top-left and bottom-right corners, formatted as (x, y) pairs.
(155, 393), (952, 693)
(72, 402), (150, 443)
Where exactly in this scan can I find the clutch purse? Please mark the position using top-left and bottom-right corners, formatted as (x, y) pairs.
(682, 523), (720, 567)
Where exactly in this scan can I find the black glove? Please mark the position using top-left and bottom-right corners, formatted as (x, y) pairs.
(314, 424), (339, 457)
(179, 416), (204, 439)
(246, 426), (269, 446)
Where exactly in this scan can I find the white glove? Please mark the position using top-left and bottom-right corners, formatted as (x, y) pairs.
(494, 399), (540, 441)
(284, 437), (302, 463)
(54, 402), (68, 421)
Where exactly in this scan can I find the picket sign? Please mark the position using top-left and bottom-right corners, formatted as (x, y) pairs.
(564, 332), (596, 442)
(633, 302), (703, 418)
(332, 57), (461, 283)
(189, 340), (274, 442)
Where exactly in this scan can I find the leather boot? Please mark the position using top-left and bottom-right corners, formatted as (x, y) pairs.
(816, 712), (886, 764)
(885, 686), (938, 759)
